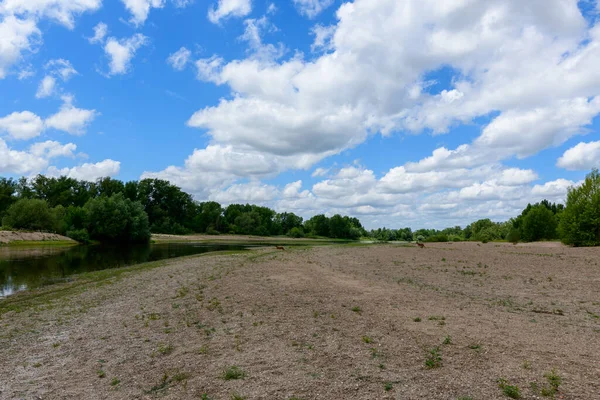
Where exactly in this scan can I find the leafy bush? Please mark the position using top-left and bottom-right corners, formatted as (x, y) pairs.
(559, 169), (600, 247)
(287, 227), (305, 238)
(506, 228), (521, 244)
(425, 234), (448, 242)
(85, 193), (150, 243)
(67, 229), (90, 243)
(2, 199), (56, 231)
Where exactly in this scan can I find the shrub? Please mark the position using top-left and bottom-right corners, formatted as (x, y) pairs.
(85, 193), (150, 243)
(287, 227), (305, 238)
(66, 229), (90, 243)
(506, 228), (521, 244)
(2, 199), (56, 232)
(425, 234), (448, 242)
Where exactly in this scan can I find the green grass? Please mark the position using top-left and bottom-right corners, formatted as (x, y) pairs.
(351, 306), (362, 313)
(425, 347), (442, 369)
(223, 366), (246, 381)
(111, 377), (120, 386)
(362, 335), (373, 344)
(498, 378), (521, 399)
(413, 317), (422, 322)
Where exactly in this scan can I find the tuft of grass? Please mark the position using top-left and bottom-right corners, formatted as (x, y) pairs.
(522, 360), (532, 370)
(33, 362), (42, 368)
(468, 344), (481, 351)
(443, 335), (452, 345)
(425, 347), (442, 369)
(111, 377), (120, 386)
(157, 343), (174, 355)
(223, 366), (246, 381)
(428, 315), (445, 321)
(362, 335), (373, 344)
(540, 369), (562, 398)
(97, 370), (106, 378)
(498, 378), (521, 399)
(384, 382), (393, 391)
(413, 317), (422, 322)
(351, 306), (362, 314)
(231, 394), (246, 400)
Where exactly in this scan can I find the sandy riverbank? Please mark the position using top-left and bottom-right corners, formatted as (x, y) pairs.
(1, 242), (599, 399)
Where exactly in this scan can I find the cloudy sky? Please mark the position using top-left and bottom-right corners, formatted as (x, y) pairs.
(1, 0), (600, 229)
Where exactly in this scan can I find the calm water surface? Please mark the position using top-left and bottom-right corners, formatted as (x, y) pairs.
(0, 242), (253, 298)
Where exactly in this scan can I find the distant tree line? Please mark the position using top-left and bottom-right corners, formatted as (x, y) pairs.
(367, 169), (600, 247)
(1, 169), (599, 247)
(0, 175), (366, 243)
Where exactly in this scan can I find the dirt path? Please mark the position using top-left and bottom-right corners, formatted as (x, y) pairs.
(1, 243), (599, 399)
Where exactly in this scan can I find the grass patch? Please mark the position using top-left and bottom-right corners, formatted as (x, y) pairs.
(498, 378), (521, 399)
(223, 366), (246, 381)
(425, 347), (442, 369)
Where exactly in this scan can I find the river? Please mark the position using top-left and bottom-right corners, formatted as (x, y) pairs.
(0, 242), (257, 298)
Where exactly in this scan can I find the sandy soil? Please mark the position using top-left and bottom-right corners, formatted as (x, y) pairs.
(0, 231), (75, 244)
(1, 242), (599, 399)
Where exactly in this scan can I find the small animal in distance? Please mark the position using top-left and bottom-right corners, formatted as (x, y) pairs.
(417, 243), (425, 248)
(276, 246), (285, 250)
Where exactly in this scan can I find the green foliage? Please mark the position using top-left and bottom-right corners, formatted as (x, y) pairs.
(0, 177), (17, 219)
(85, 193), (150, 243)
(559, 169), (600, 246)
(2, 199), (57, 231)
(223, 366), (246, 380)
(498, 378), (521, 399)
(66, 229), (90, 244)
(506, 228), (521, 244)
(425, 347), (442, 369)
(287, 227), (305, 238)
(425, 233), (448, 242)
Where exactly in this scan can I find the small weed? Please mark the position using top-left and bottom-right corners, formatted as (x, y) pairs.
(313, 311), (319, 318)
(425, 347), (442, 369)
(111, 377), (120, 386)
(147, 373), (171, 394)
(52, 342), (60, 348)
(384, 382), (393, 391)
(522, 360), (532, 370)
(231, 394), (246, 400)
(33, 362), (42, 368)
(498, 378), (521, 399)
(198, 345), (209, 354)
(540, 369), (562, 397)
(157, 343), (174, 355)
(428, 316), (445, 321)
(177, 286), (189, 297)
(173, 371), (189, 382)
(97, 370), (106, 378)
(362, 335), (373, 344)
(469, 344), (481, 351)
(148, 313), (160, 320)
(443, 335), (452, 345)
(351, 306), (362, 314)
(458, 397), (473, 400)
(441, 258), (446, 262)
(223, 366), (246, 381)
(414, 317), (422, 322)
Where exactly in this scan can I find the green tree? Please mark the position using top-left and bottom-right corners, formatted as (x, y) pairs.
(0, 177), (17, 218)
(521, 205), (558, 241)
(304, 214), (330, 237)
(85, 193), (150, 242)
(559, 169), (600, 246)
(2, 199), (57, 231)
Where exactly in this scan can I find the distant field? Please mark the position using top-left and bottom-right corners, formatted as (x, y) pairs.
(1, 242), (599, 399)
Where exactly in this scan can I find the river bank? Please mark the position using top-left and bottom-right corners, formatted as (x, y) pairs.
(1, 242), (599, 399)
(0, 231), (76, 246)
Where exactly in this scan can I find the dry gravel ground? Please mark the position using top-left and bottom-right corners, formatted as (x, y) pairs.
(1, 242), (599, 399)
(0, 231), (75, 245)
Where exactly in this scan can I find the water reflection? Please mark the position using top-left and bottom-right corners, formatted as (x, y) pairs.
(0, 242), (248, 298)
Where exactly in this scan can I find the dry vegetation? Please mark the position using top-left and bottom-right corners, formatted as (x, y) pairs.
(1, 242), (599, 399)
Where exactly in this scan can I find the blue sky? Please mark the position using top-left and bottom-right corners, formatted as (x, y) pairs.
(1, 0), (600, 229)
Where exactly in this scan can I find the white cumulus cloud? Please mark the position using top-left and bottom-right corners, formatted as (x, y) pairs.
(103, 33), (148, 76)
(208, 0), (251, 24)
(557, 141), (600, 170)
(47, 159), (121, 180)
(0, 111), (45, 140)
(167, 47), (191, 71)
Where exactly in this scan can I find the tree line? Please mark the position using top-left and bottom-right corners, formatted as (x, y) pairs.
(368, 169), (600, 247)
(1, 169), (599, 246)
(0, 175), (366, 243)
